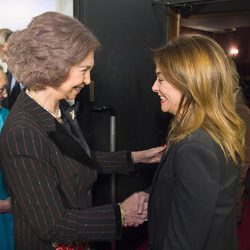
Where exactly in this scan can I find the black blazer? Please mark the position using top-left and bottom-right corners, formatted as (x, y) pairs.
(148, 129), (240, 250)
(0, 92), (133, 250)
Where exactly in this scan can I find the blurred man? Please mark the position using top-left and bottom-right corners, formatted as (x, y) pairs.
(0, 28), (22, 109)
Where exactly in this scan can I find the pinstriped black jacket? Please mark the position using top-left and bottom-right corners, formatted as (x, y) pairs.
(0, 92), (134, 250)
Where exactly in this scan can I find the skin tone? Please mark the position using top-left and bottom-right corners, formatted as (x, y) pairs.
(152, 64), (182, 116)
(0, 45), (4, 60)
(131, 145), (166, 164)
(27, 51), (95, 115)
(0, 71), (8, 102)
(56, 51), (94, 101)
(1, 42), (9, 62)
(0, 198), (11, 213)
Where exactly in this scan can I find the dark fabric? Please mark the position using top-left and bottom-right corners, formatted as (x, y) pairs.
(236, 102), (250, 222)
(0, 92), (128, 250)
(60, 100), (134, 175)
(8, 81), (21, 109)
(237, 199), (250, 250)
(60, 100), (91, 156)
(148, 129), (240, 250)
(1, 71), (21, 109)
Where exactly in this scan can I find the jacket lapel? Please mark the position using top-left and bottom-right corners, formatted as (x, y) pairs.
(150, 145), (174, 191)
(48, 121), (96, 169)
(60, 102), (91, 156)
(20, 92), (96, 168)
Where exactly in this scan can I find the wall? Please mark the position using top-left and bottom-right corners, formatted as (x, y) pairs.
(0, 0), (73, 30)
(75, 0), (168, 151)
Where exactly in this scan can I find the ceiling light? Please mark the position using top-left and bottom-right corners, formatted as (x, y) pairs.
(228, 47), (239, 57)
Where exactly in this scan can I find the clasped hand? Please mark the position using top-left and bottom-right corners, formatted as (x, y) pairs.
(120, 191), (149, 227)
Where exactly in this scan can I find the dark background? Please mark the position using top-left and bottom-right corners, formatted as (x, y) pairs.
(74, 1), (170, 249)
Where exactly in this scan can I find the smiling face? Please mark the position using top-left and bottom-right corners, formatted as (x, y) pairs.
(152, 64), (182, 115)
(56, 51), (94, 100)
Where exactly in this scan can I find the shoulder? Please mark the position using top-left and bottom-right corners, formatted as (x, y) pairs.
(1, 107), (46, 143)
(172, 129), (226, 169)
(178, 128), (218, 152)
(170, 129), (225, 178)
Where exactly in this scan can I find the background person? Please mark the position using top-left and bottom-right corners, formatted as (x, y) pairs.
(0, 28), (22, 109)
(0, 29), (12, 73)
(148, 34), (245, 250)
(0, 66), (14, 250)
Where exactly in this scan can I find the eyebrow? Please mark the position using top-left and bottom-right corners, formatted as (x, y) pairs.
(78, 65), (94, 70)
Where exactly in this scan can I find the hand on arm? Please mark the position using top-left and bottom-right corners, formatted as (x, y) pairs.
(131, 145), (167, 164)
(120, 191), (149, 227)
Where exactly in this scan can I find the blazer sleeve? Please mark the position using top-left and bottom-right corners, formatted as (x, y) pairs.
(91, 151), (134, 174)
(1, 126), (122, 242)
(164, 141), (221, 250)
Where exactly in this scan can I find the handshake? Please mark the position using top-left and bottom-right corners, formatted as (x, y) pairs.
(119, 191), (149, 227)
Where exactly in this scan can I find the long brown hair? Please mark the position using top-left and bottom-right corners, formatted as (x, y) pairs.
(154, 34), (245, 164)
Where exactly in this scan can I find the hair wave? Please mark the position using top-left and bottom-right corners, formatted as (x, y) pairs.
(154, 34), (245, 164)
(6, 11), (100, 90)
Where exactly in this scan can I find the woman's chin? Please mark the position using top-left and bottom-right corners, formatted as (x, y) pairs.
(161, 105), (169, 113)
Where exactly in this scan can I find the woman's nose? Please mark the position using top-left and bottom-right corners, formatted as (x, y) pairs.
(83, 71), (91, 85)
(152, 80), (159, 93)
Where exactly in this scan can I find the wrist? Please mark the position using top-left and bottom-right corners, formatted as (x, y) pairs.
(131, 151), (141, 163)
(0, 198), (11, 213)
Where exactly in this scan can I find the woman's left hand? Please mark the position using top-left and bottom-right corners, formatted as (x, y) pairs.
(131, 145), (167, 164)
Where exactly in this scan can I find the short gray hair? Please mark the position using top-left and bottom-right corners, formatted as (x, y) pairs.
(7, 12), (100, 90)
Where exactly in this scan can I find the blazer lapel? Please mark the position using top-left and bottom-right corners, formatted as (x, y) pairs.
(48, 121), (96, 169)
(150, 145), (174, 190)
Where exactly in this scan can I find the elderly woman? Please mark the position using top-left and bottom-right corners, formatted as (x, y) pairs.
(0, 12), (165, 250)
(148, 34), (245, 250)
(0, 67), (13, 250)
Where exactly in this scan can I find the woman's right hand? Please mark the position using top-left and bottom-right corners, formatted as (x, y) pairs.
(120, 191), (149, 227)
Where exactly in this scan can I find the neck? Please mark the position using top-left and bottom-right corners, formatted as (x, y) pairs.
(26, 88), (61, 120)
(27, 88), (60, 113)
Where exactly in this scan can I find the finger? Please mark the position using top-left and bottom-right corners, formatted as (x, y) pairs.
(137, 194), (146, 214)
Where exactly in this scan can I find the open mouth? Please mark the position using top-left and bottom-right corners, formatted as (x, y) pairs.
(73, 86), (83, 93)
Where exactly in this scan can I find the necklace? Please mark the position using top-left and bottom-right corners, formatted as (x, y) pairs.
(26, 89), (62, 120)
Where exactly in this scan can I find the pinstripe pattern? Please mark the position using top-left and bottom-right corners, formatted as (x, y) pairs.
(0, 92), (127, 250)
(93, 151), (134, 174)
